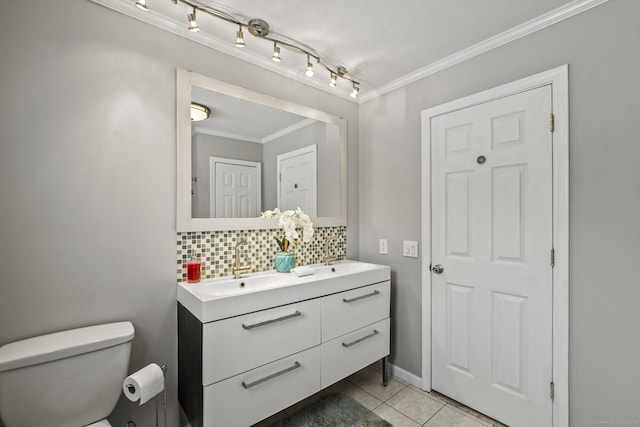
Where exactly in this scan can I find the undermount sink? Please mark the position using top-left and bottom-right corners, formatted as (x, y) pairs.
(178, 260), (390, 322)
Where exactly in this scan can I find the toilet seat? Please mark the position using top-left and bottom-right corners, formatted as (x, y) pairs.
(86, 419), (112, 427)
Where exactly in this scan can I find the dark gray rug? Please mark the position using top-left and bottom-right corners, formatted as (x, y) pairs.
(272, 393), (393, 427)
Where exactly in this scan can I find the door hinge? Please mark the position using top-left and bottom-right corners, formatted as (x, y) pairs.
(550, 248), (555, 267)
(550, 113), (555, 132)
(550, 382), (555, 400)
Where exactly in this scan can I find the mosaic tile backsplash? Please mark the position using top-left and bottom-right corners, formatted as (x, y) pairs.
(176, 226), (347, 282)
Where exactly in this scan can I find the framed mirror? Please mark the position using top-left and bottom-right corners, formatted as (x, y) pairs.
(177, 69), (347, 231)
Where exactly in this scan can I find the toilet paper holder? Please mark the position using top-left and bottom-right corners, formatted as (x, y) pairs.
(125, 364), (167, 395)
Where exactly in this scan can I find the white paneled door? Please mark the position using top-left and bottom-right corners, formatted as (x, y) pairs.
(210, 158), (261, 218)
(277, 145), (317, 216)
(431, 85), (553, 426)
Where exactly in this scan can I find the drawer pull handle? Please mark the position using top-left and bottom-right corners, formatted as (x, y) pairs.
(342, 329), (380, 348)
(242, 310), (301, 330)
(241, 361), (301, 389)
(343, 290), (380, 303)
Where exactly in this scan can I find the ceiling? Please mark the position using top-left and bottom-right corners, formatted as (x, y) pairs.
(92, 0), (605, 101)
(191, 86), (314, 143)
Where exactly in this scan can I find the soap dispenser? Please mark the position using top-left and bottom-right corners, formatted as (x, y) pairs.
(187, 252), (201, 283)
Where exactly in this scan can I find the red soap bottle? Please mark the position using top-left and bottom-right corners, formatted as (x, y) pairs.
(187, 254), (201, 283)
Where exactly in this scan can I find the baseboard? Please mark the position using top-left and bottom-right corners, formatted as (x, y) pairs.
(389, 363), (422, 388)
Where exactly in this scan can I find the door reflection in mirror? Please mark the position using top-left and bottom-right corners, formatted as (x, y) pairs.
(191, 87), (341, 219)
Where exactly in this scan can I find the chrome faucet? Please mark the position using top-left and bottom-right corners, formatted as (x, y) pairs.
(323, 235), (338, 265)
(233, 239), (252, 279)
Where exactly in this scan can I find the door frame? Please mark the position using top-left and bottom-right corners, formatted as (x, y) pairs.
(209, 156), (262, 218)
(420, 65), (569, 427)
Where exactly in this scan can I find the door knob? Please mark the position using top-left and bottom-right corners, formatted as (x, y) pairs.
(432, 264), (444, 274)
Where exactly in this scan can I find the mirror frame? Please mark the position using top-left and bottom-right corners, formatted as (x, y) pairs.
(176, 69), (348, 231)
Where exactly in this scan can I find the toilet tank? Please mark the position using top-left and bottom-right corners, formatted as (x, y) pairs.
(0, 322), (135, 427)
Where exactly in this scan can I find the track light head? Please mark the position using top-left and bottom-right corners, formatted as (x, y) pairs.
(235, 25), (246, 48)
(272, 43), (281, 62)
(305, 55), (314, 77)
(135, 0), (149, 11)
(187, 8), (199, 32)
(329, 72), (337, 88)
(350, 83), (359, 99)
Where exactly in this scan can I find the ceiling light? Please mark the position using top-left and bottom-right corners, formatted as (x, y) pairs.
(305, 55), (314, 77)
(187, 8), (199, 32)
(135, 0), (149, 11)
(351, 83), (359, 99)
(271, 42), (281, 62)
(235, 25), (246, 48)
(191, 103), (210, 121)
(136, 1), (362, 98)
(329, 72), (337, 88)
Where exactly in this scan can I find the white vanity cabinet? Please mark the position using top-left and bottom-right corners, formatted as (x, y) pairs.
(321, 282), (391, 387)
(202, 299), (321, 385)
(178, 263), (390, 427)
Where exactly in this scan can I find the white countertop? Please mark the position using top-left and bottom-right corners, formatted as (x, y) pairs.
(177, 260), (391, 323)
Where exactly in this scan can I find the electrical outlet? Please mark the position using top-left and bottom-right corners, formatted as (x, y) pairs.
(379, 239), (388, 255)
(403, 240), (419, 258)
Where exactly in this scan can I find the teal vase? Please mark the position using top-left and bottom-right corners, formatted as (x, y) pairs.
(274, 252), (296, 273)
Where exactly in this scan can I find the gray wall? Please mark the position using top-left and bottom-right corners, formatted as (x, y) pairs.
(191, 133), (263, 218)
(263, 122), (341, 216)
(358, 1), (640, 425)
(0, 1), (359, 426)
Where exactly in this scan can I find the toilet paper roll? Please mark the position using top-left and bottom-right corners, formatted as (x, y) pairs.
(122, 363), (165, 406)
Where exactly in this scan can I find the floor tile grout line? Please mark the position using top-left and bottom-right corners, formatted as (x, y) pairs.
(421, 404), (447, 426)
(384, 385), (448, 426)
(382, 383), (408, 402)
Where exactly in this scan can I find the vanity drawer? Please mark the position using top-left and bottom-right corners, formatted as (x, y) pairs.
(321, 318), (390, 388)
(203, 346), (321, 427)
(202, 299), (321, 385)
(322, 281), (390, 341)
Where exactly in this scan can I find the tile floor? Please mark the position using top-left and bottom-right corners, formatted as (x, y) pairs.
(253, 363), (508, 427)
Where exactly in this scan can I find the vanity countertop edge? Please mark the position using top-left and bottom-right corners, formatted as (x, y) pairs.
(177, 260), (391, 323)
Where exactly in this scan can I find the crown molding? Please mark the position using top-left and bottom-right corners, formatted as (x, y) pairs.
(193, 117), (316, 144)
(192, 128), (261, 143)
(89, 0), (607, 105)
(359, 0), (608, 103)
(262, 118), (316, 144)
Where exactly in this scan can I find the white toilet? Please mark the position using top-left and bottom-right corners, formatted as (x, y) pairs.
(0, 321), (134, 427)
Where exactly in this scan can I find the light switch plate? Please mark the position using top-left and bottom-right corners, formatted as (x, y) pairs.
(403, 240), (419, 258)
(379, 239), (388, 255)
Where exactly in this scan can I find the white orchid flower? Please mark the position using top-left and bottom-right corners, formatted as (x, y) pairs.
(259, 207), (315, 251)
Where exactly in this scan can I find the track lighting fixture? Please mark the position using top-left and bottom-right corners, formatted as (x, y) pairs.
(135, 0), (149, 11)
(305, 55), (314, 77)
(235, 25), (246, 48)
(133, 0), (361, 98)
(187, 8), (199, 32)
(329, 72), (337, 88)
(271, 42), (281, 62)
